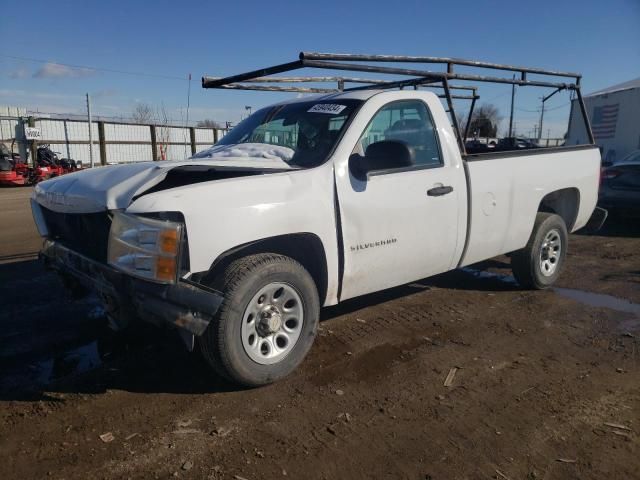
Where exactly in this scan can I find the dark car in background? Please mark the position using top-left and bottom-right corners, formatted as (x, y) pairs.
(599, 150), (640, 216)
(497, 137), (539, 150)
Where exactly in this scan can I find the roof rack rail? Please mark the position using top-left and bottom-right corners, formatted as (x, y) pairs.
(202, 52), (594, 151)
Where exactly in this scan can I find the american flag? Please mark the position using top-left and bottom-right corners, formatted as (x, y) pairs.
(591, 104), (618, 139)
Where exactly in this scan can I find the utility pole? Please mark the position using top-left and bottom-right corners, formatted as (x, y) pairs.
(28, 116), (37, 168)
(186, 73), (192, 126)
(86, 93), (94, 168)
(508, 75), (516, 138)
(538, 87), (563, 142)
(538, 96), (545, 141)
(185, 73), (192, 158)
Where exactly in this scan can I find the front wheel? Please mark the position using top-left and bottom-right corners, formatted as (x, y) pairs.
(198, 253), (319, 386)
(511, 212), (568, 289)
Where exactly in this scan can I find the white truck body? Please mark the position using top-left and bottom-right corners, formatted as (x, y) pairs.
(32, 89), (600, 305)
(31, 80), (601, 385)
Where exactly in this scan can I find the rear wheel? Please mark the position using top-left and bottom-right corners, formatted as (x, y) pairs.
(198, 253), (319, 386)
(511, 212), (568, 289)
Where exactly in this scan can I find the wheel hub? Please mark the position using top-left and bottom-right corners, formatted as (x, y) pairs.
(241, 282), (304, 365)
(539, 228), (561, 277)
(257, 306), (283, 336)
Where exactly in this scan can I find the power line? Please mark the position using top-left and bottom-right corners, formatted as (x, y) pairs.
(544, 102), (570, 111)
(516, 106), (541, 113)
(516, 102), (570, 113)
(1, 54), (190, 81)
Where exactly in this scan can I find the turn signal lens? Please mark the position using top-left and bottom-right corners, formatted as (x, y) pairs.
(159, 229), (179, 254)
(156, 256), (177, 282)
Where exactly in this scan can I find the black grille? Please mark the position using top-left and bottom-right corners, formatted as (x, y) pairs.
(41, 207), (112, 262)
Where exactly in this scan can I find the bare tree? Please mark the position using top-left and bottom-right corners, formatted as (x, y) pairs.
(196, 119), (221, 129)
(131, 103), (154, 124)
(156, 103), (172, 161)
(459, 103), (501, 138)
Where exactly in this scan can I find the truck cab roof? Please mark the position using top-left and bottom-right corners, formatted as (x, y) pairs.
(272, 89), (383, 107)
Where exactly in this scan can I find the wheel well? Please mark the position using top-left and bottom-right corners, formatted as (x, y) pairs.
(200, 233), (328, 304)
(538, 188), (580, 230)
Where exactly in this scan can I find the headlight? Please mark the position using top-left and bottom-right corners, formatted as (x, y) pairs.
(108, 211), (184, 284)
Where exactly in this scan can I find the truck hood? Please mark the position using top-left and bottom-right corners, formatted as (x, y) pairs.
(33, 154), (293, 214)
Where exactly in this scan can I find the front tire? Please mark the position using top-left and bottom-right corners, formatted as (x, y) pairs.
(511, 212), (568, 289)
(198, 253), (319, 386)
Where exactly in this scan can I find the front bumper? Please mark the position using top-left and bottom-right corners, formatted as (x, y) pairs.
(40, 240), (222, 336)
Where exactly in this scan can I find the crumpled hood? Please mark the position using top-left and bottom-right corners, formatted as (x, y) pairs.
(193, 142), (294, 162)
(33, 153), (293, 214)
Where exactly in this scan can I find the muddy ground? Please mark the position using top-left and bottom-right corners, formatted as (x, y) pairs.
(0, 187), (638, 480)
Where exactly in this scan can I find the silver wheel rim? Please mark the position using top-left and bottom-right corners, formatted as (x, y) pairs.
(241, 282), (304, 365)
(539, 228), (562, 277)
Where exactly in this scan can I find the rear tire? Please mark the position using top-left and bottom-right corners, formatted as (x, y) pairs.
(511, 212), (568, 289)
(198, 253), (319, 387)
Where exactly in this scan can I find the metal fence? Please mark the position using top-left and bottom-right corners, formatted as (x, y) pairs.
(0, 116), (228, 166)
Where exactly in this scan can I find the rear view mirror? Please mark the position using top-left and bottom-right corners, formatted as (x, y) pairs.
(350, 140), (415, 180)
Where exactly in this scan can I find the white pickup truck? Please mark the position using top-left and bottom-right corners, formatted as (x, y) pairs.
(31, 53), (603, 385)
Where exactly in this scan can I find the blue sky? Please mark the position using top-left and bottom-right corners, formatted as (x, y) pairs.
(1, 0), (639, 136)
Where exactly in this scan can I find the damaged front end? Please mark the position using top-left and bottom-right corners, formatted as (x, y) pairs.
(38, 216), (222, 350)
(30, 156), (290, 348)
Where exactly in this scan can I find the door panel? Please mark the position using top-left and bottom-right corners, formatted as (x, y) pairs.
(334, 96), (465, 300)
(338, 167), (462, 300)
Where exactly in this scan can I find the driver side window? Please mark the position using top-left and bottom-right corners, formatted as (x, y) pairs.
(358, 100), (442, 168)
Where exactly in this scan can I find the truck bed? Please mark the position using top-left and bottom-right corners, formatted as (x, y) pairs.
(459, 144), (601, 267)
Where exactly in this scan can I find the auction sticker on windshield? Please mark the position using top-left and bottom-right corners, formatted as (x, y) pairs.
(308, 104), (347, 114)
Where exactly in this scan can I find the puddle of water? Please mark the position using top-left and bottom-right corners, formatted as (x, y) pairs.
(554, 288), (640, 334)
(553, 288), (640, 317)
(462, 267), (640, 331)
(0, 341), (102, 394)
(460, 267), (517, 284)
(463, 267), (640, 312)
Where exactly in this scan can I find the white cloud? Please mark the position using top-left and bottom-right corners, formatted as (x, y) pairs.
(8, 68), (29, 79)
(33, 62), (95, 79)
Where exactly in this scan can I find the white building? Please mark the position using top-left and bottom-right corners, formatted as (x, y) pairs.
(566, 77), (640, 163)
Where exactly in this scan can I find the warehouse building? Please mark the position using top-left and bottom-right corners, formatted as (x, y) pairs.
(567, 77), (640, 163)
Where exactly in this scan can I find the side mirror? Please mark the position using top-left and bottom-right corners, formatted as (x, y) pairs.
(350, 140), (415, 180)
(601, 160), (613, 168)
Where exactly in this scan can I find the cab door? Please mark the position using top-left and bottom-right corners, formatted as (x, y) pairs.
(335, 94), (466, 300)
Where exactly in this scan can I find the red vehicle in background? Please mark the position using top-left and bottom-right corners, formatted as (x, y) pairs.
(0, 144), (81, 186)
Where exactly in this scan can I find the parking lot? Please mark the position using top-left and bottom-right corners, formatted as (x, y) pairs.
(0, 186), (638, 480)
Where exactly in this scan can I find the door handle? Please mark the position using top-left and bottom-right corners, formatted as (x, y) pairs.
(427, 185), (453, 196)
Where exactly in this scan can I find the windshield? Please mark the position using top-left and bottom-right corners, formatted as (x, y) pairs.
(192, 99), (363, 168)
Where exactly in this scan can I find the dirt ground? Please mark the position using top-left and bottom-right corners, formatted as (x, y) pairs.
(0, 186), (638, 480)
